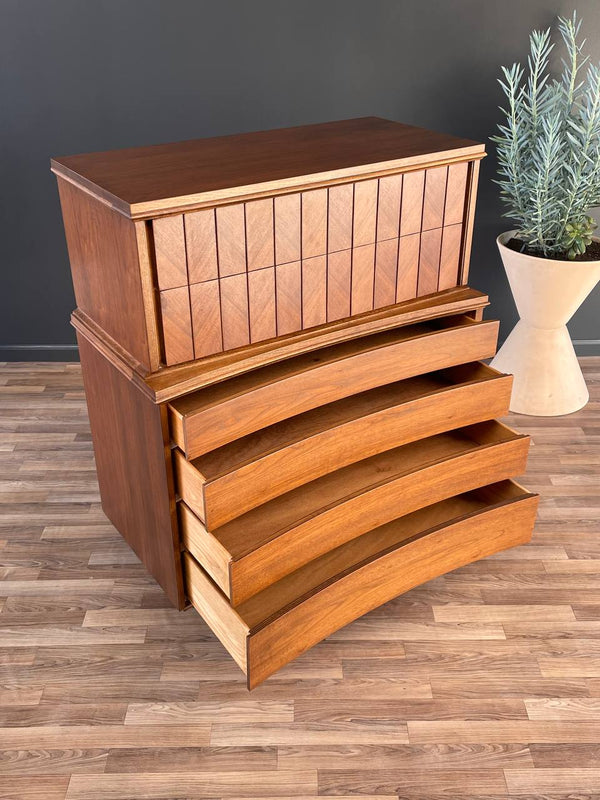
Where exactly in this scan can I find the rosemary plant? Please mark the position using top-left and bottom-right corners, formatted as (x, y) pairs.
(492, 13), (600, 260)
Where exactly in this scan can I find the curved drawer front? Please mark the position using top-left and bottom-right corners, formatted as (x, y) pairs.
(180, 420), (530, 606)
(169, 315), (499, 458)
(174, 362), (513, 529)
(154, 163), (472, 366)
(183, 480), (539, 689)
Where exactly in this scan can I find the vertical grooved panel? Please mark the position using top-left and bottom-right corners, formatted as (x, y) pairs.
(418, 228), (443, 297)
(327, 249), (351, 321)
(153, 215), (187, 290)
(438, 224), (463, 291)
(246, 199), (275, 270)
(220, 273), (250, 350)
(185, 209), (218, 283)
(351, 243), (375, 315)
(445, 161), (470, 226)
(374, 238), (399, 309)
(400, 170), (425, 236)
(460, 160), (481, 285)
(275, 261), (301, 335)
(377, 174), (403, 241)
(353, 179), (378, 246)
(422, 166), (448, 231)
(327, 184), (353, 252)
(248, 268), (276, 342)
(302, 255), (327, 329)
(216, 204), (246, 276)
(135, 221), (162, 371)
(274, 193), (301, 264)
(160, 286), (193, 364)
(190, 280), (223, 357)
(154, 160), (474, 358)
(396, 233), (420, 302)
(301, 189), (328, 259)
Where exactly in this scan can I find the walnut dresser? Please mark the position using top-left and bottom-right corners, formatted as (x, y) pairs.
(52, 117), (538, 689)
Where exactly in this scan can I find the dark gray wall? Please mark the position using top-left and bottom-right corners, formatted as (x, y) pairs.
(2, 0), (599, 359)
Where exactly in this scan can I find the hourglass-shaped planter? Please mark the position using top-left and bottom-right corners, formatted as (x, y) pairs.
(491, 231), (600, 416)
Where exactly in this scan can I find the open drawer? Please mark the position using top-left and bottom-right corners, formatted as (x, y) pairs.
(169, 314), (499, 458)
(179, 420), (530, 606)
(174, 361), (513, 529)
(183, 480), (539, 689)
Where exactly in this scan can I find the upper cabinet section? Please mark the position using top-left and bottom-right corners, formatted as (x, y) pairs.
(53, 118), (485, 372)
(51, 117), (484, 219)
(154, 164), (474, 365)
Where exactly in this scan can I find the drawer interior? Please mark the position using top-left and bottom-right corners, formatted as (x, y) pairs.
(235, 480), (536, 628)
(183, 478), (538, 686)
(172, 320), (441, 419)
(169, 313), (499, 457)
(172, 359), (513, 529)
(187, 419), (528, 552)
(179, 418), (529, 604)
(190, 361), (509, 483)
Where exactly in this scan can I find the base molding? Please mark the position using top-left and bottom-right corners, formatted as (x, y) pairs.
(0, 344), (79, 361)
(573, 339), (600, 355)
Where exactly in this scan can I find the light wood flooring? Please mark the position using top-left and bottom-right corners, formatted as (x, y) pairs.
(0, 359), (599, 799)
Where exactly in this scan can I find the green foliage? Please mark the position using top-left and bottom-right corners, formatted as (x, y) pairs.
(564, 215), (597, 259)
(492, 13), (600, 259)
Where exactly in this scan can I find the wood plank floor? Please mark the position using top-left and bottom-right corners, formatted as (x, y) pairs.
(0, 359), (599, 800)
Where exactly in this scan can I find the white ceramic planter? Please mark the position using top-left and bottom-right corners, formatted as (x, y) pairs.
(491, 231), (600, 416)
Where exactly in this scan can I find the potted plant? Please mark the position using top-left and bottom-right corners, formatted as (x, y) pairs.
(491, 12), (600, 415)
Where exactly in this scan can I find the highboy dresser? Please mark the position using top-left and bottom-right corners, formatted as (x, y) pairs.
(52, 117), (538, 688)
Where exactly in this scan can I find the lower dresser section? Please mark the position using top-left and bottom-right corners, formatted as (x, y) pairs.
(183, 481), (539, 689)
(77, 289), (539, 688)
(166, 306), (539, 688)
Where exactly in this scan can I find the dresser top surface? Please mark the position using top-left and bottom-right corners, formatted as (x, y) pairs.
(51, 117), (484, 219)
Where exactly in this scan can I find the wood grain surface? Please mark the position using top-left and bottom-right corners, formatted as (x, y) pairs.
(51, 117), (484, 218)
(159, 286), (194, 365)
(153, 215), (188, 290)
(76, 338), (184, 610)
(56, 179), (152, 370)
(245, 198), (274, 271)
(241, 485), (539, 688)
(183, 482), (538, 687)
(301, 189), (328, 259)
(184, 208), (218, 283)
(169, 315), (499, 458)
(148, 164), (474, 365)
(189, 281), (223, 358)
(147, 286), (491, 403)
(327, 183), (353, 252)
(175, 362), (513, 529)
(1, 360), (597, 798)
(180, 422), (531, 605)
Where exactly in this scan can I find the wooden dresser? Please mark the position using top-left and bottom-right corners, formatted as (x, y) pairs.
(52, 117), (538, 689)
